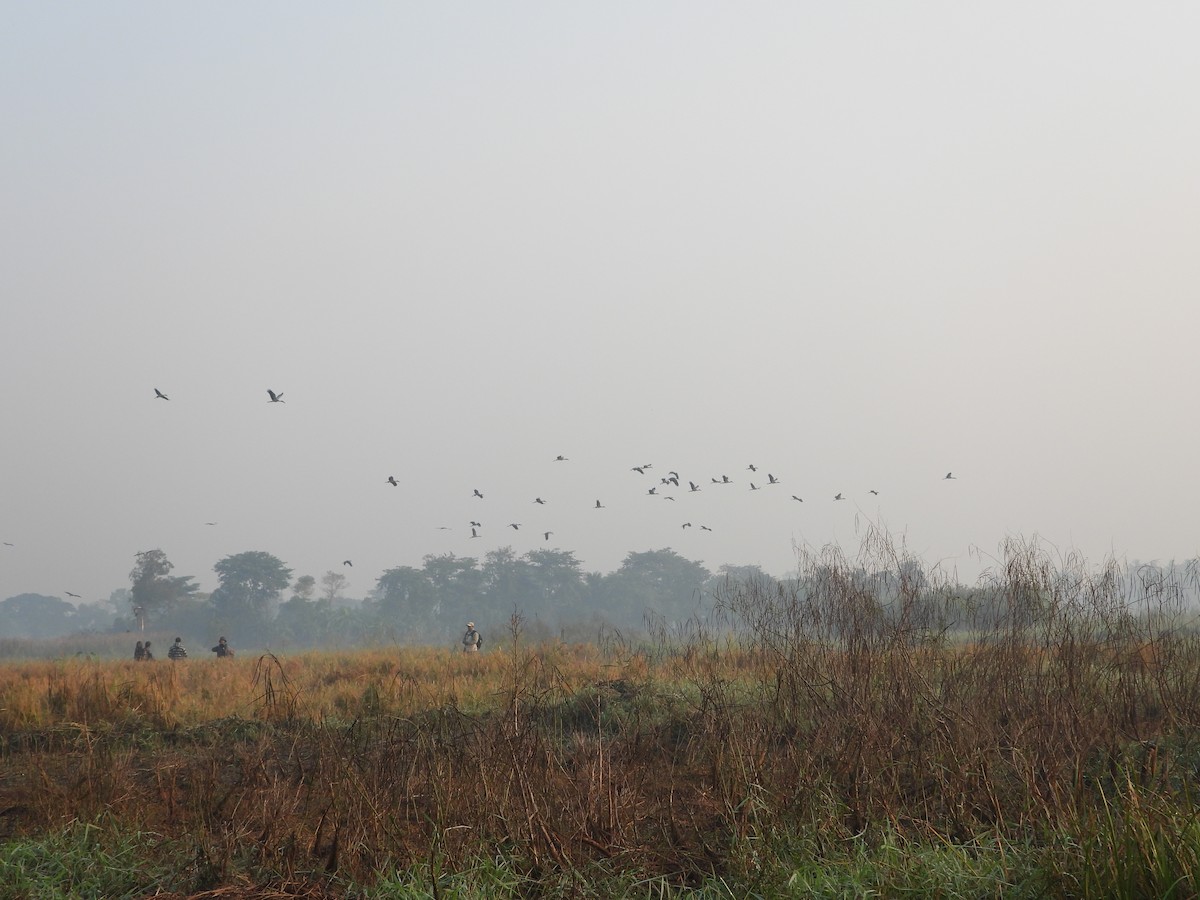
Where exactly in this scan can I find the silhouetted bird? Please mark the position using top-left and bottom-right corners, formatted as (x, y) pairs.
(945, 472), (956, 480)
(869, 489), (879, 495)
(65, 591), (80, 598)
(471, 528), (480, 538)
(473, 489), (484, 499)
(632, 466), (646, 474)
(436, 526), (452, 530)
(767, 474), (780, 484)
(721, 475), (732, 484)
(750, 483), (760, 491)
(534, 497), (546, 505)
(663, 496), (675, 501)
(387, 476), (398, 487)
(470, 521), (481, 528)
(689, 481), (701, 492)
(204, 522), (218, 526)
(267, 389), (284, 403)
(543, 531), (552, 541)
(747, 464), (757, 472)
(595, 500), (605, 508)
(834, 493), (845, 500)
(154, 388), (169, 400)
(3, 542), (14, 546)
(791, 496), (803, 502)
(509, 523), (521, 530)
(700, 525), (713, 532)
(647, 487), (657, 495)
(555, 455), (568, 461)
(343, 560), (352, 567)
(682, 522), (692, 529)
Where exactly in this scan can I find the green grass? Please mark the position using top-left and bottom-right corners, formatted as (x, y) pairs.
(0, 819), (171, 899)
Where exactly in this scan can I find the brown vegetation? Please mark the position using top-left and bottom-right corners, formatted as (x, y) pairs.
(1, 534), (1198, 893)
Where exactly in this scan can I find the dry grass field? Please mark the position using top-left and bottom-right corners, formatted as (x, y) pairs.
(2, 541), (1200, 897)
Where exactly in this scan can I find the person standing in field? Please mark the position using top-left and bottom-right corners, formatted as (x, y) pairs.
(212, 636), (233, 658)
(142, 641), (154, 661)
(168, 637), (188, 660)
(134, 640), (145, 661)
(462, 622), (481, 653)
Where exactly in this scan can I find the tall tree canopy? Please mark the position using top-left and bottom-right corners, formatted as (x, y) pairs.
(211, 551), (292, 642)
(129, 549), (198, 623)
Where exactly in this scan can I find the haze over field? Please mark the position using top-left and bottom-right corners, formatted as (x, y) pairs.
(3, 3), (1199, 605)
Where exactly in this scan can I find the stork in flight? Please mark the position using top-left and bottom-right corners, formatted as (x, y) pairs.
(267, 389), (285, 403)
(154, 388), (169, 400)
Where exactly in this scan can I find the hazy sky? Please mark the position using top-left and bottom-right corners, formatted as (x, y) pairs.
(3, 3), (1199, 605)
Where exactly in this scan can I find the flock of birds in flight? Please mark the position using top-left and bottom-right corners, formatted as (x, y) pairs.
(2, 387), (962, 584)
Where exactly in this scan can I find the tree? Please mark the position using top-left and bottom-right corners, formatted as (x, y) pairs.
(0, 594), (76, 639)
(129, 549), (198, 624)
(373, 566), (436, 640)
(522, 548), (587, 623)
(603, 549), (711, 628)
(320, 571), (349, 605)
(291, 575), (316, 601)
(422, 554), (483, 640)
(211, 551), (292, 644)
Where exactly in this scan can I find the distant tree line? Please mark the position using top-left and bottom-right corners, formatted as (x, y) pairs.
(9, 545), (1195, 649)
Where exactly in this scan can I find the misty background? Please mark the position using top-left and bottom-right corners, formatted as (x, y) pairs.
(3, 4), (1198, 638)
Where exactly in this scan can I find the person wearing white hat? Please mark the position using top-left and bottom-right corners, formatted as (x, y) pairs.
(462, 622), (481, 653)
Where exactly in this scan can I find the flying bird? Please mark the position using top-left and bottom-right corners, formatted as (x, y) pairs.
(945, 472), (956, 480)
(534, 497), (546, 505)
(267, 389), (284, 403)
(555, 455), (568, 461)
(471, 528), (480, 538)
(154, 388), (169, 400)
(631, 466), (646, 475)
(750, 483), (760, 491)
(700, 525), (713, 532)
(834, 493), (845, 500)
(682, 522), (692, 529)
(509, 523), (521, 530)
(767, 474), (780, 484)
(343, 560), (352, 567)
(2, 542), (13, 546)
(747, 464), (757, 472)
(662, 496), (676, 501)
(436, 526), (452, 531)
(543, 531), (552, 541)
(869, 489), (879, 495)
(473, 489), (484, 499)
(204, 522), (218, 526)
(387, 476), (398, 487)
(470, 521), (481, 528)
(595, 500), (605, 508)
(647, 487), (657, 495)
(791, 496), (803, 502)
(65, 591), (80, 598)
(689, 482), (701, 492)
(721, 475), (732, 484)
